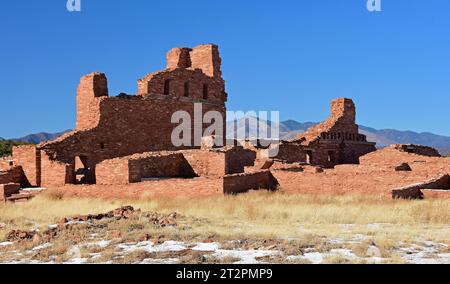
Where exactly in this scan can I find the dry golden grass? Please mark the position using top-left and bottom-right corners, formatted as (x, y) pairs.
(1, 189), (449, 251)
(5, 189), (447, 224)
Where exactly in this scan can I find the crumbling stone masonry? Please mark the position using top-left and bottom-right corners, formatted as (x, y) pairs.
(12, 44), (227, 187)
(268, 98), (376, 167)
(8, 43), (448, 199)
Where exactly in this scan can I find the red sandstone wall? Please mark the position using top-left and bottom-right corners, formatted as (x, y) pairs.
(138, 69), (226, 104)
(40, 151), (74, 187)
(273, 147), (450, 198)
(29, 44), (227, 187)
(39, 95), (226, 185)
(392, 174), (450, 199)
(223, 170), (279, 194)
(128, 153), (197, 182)
(272, 98), (376, 167)
(182, 150), (226, 177)
(390, 144), (441, 157)
(0, 183), (20, 201)
(76, 72), (108, 130)
(96, 158), (130, 185)
(97, 150), (222, 185)
(12, 145), (40, 187)
(225, 147), (256, 174)
(0, 166), (23, 185)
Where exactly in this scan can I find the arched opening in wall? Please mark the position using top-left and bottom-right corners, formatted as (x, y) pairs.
(74, 155), (89, 185)
(306, 150), (313, 164)
(203, 84), (208, 100)
(164, 79), (172, 95)
(327, 151), (335, 163)
(184, 82), (190, 97)
(100, 142), (105, 149)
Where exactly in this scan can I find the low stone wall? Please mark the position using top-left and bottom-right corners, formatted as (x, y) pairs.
(129, 153), (197, 182)
(0, 183), (20, 201)
(97, 151), (203, 185)
(0, 166), (23, 185)
(422, 189), (450, 199)
(225, 147), (256, 174)
(12, 145), (40, 187)
(391, 144), (441, 157)
(392, 174), (450, 199)
(223, 170), (279, 194)
(96, 157), (131, 185)
(40, 151), (74, 187)
(182, 150), (226, 177)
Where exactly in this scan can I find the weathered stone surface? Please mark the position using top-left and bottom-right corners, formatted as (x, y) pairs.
(271, 98), (377, 167)
(395, 163), (412, 172)
(392, 174), (450, 199)
(0, 183), (20, 201)
(13, 44), (227, 188)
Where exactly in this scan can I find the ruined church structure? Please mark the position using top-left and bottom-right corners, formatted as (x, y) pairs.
(1, 44), (449, 201)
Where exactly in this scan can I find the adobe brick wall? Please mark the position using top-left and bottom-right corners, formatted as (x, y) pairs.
(97, 149), (228, 185)
(23, 44), (227, 187)
(223, 170), (279, 194)
(0, 166), (23, 185)
(271, 98), (376, 167)
(390, 144), (441, 157)
(273, 147), (450, 199)
(12, 145), (40, 187)
(96, 157), (131, 185)
(40, 151), (74, 187)
(422, 189), (450, 199)
(76, 72), (108, 130)
(392, 174), (450, 199)
(0, 183), (20, 201)
(182, 149), (226, 177)
(225, 147), (256, 174)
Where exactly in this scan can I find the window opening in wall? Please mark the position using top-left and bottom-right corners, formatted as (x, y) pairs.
(184, 82), (189, 97)
(203, 84), (208, 100)
(328, 151), (335, 163)
(74, 155), (89, 185)
(306, 150), (313, 164)
(164, 79), (171, 95)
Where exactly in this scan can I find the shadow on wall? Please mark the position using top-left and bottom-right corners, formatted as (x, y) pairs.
(392, 174), (450, 199)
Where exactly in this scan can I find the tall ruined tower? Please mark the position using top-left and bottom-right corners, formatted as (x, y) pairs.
(137, 44), (226, 105)
(76, 72), (109, 130)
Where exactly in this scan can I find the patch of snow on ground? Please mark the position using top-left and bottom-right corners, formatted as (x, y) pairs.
(139, 258), (180, 264)
(31, 243), (52, 251)
(330, 249), (358, 260)
(89, 253), (102, 259)
(64, 258), (88, 264)
(210, 249), (279, 264)
(0, 242), (13, 247)
(86, 240), (111, 249)
(117, 241), (187, 254)
(398, 242), (450, 264)
(152, 241), (187, 252)
(191, 242), (220, 252)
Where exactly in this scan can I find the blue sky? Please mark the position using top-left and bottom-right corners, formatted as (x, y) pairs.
(1, 0), (449, 138)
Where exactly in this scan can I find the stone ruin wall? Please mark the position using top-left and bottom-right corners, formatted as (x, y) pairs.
(273, 98), (376, 167)
(15, 44), (227, 187)
(272, 146), (450, 198)
(96, 147), (257, 186)
(390, 144), (441, 157)
(0, 167), (23, 186)
(223, 170), (279, 195)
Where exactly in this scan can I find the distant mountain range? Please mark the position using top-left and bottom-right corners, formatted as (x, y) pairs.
(227, 118), (450, 156)
(11, 130), (70, 144)
(4, 122), (450, 156)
